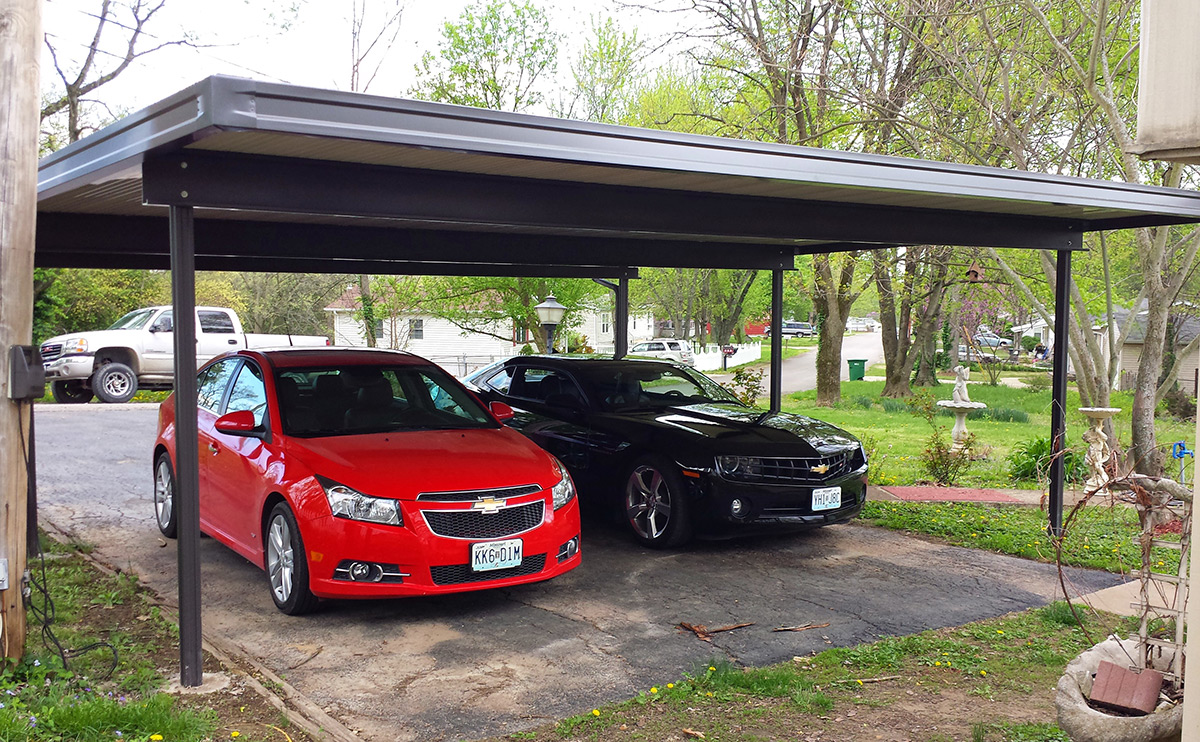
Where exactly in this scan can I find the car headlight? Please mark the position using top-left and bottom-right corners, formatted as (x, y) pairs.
(550, 457), (576, 510)
(716, 455), (764, 481)
(62, 337), (88, 354)
(316, 476), (401, 526)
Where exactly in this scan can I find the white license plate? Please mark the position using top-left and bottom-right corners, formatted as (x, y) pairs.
(471, 539), (523, 572)
(812, 486), (842, 511)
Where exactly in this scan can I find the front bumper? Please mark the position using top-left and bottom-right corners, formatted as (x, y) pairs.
(43, 354), (95, 382)
(688, 466), (868, 532)
(299, 494), (582, 599)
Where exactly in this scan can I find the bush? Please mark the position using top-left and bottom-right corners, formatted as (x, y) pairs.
(729, 366), (765, 406)
(518, 343), (535, 355)
(1161, 386), (1196, 421)
(1023, 373), (1051, 393)
(880, 398), (909, 414)
(1006, 436), (1086, 483)
(922, 427), (975, 485)
(852, 395), (873, 409)
(1021, 336), (1039, 353)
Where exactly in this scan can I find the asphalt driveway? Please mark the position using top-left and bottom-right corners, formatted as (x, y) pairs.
(33, 403), (1121, 741)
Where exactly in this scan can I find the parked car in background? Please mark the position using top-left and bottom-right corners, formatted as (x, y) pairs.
(972, 332), (1012, 348)
(629, 339), (694, 366)
(464, 356), (867, 548)
(153, 347), (582, 614)
(41, 306), (328, 404)
(764, 321), (815, 338)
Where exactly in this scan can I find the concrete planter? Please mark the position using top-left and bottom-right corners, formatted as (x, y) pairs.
(1056, 637), (1182, 742)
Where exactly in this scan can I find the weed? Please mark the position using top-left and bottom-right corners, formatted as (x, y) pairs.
(982, 407), (1029, 423)
(1007, 436), (1086, 483)
(852, 395), (873, 409)
(729, 365), (765, 405)
(1038, 601), (1083, 628)
(880, 398), (909, 414)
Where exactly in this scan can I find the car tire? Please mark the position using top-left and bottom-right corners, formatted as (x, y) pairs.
(153, 453), (178, 538)
(624, 456), (692, 548)
(265, 502), (319, 615)
(93, 363), (137, 404)
(51, 380), (93, 404)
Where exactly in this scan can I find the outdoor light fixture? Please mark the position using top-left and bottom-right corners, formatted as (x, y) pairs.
(535, 294), (567, 353)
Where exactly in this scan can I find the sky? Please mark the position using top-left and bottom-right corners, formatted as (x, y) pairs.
(40, 0), (683, 120)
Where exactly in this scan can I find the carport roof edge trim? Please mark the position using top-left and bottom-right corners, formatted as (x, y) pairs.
(36, 75), (1200, 231)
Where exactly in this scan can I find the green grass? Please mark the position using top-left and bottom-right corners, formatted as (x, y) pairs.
(539, 604), (1109, 742)
(860, 501), (1181, 574)
(780, 380), (1195, 489)
(1, 536), (218, 742)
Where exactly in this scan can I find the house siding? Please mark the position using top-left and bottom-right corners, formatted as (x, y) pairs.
(329, 310), (520, 376)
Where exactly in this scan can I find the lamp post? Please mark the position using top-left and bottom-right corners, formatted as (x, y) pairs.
(535, 294), (567, 354)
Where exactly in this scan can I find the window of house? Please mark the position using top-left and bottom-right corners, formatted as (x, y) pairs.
(514, 323), (530, 343)
(410, 318), (424, 340)
(601, 313), (610, 334)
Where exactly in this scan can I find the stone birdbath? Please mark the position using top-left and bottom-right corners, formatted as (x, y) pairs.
(1079, 407), (1120, 494)
(936, 365), (986, 451)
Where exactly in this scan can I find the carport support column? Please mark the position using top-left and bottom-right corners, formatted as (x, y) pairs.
(615, 277), (629, 359)
(770, 269), (783, 412)
(170, 205), (203, 687)
(1047, 249), (1071, 537)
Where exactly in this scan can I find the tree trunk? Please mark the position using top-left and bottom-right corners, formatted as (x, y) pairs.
(1130, 287), (1170, 476)
(815, 312), (849, 406)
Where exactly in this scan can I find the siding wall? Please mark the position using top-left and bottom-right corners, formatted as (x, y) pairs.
(329, 310), (521, 376)
(1116, 343), (1200, 395)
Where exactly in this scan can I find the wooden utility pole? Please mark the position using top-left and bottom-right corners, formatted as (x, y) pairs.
(0, 0), (42, 660)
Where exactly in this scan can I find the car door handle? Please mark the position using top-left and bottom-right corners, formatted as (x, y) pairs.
(207, 443), (219, 455)
(227, 339), (238, 345)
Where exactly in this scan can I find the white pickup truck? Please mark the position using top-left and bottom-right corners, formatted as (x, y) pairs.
(40, 306), (329, 404)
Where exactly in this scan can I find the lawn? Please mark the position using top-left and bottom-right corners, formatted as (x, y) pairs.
(778, 380), (1196, 489)
(495, 602), (1129, 742)
(1, 535), (311, 742)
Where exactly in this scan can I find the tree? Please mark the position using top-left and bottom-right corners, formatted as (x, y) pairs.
(41, 0), (195, 143)
(226, 272), (347, 337)
(564, 16), (644, 123)
(411, 0), (559, 112)
(873, 245), (952, 396)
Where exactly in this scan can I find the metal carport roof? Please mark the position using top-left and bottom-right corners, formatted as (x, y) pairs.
(33, 75), (1200, 687)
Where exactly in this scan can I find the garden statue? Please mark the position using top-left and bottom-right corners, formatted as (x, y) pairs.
(938, 365), (986, 451)
(952, 365), (971, 403)
(1079, 407), (1121, 494)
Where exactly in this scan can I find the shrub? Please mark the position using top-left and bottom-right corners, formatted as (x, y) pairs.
(1161, 386), (1196, 421)
(880, 398), (909, 414)
(729, 365), (765, 406)
(852, 395), (873, 409)
(1021, 335), (1039, 353)
(518, 343), (535, 355)
(1023, 373), (1051, 393)
(1006, 436), (1086, 483)
(922, 427), (975, 485)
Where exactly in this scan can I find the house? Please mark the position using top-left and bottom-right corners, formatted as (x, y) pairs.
(325, 286), (660, 374)
(1112, 307), (1200, 395)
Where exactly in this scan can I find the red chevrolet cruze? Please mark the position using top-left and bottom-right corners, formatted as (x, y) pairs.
(153, 347), (581, 614)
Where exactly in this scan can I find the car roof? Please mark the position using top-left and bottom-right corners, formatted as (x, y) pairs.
(236, 346), (430, 369)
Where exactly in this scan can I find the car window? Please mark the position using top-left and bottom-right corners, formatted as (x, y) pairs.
(579, 364), (741, 411)
(482, 367), (514, 393)
(648, 342), (665, 351)
(197, 359), (238, 413)
(150, 311), (173, 333)
(276, 364), (495, 436)
(666, 342), (680, 350)
(631, 343), (649, 352)
(106, 308), (156, 330)
(226, 362), (267, 426)
(198, 310), (236, 334)
(510, 366), (585, 405)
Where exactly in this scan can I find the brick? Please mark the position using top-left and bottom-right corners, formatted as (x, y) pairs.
(1089, 660), (1163, 715)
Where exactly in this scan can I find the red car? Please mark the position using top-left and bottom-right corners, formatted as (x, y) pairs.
(153, 348), (581, 614)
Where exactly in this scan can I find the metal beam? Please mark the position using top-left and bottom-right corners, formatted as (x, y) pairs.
(1048, 249), (1072, 537)
(142, 152), (1085, 251)
(36, 213), (791, 270)
(169, 205), (203, 687)
(770, 269), (784, 412)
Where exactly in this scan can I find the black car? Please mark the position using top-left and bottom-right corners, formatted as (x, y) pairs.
(463, 357), (867, 547)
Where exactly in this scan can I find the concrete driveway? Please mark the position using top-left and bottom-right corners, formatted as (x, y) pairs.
(33, 403), (1121, 741)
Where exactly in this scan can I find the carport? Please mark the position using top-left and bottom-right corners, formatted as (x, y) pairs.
(35, 75), (1200, 686)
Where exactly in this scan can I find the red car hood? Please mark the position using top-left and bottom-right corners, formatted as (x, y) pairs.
(285, 427), (556, 500)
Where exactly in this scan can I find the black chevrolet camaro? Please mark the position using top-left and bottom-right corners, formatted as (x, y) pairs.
(464, 357), (868, 548)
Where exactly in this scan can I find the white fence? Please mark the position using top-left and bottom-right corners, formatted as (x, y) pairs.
(693, 342), (762, 372)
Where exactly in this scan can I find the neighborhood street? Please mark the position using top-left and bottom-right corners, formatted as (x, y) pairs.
(32, 399), (1121, 741)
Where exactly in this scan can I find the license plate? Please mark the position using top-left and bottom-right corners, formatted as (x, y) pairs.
(471, 539), (523, 572)
(812, 486), (842, 511)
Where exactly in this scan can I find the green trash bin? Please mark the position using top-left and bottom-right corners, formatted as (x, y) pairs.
(847, 359), (867, 381)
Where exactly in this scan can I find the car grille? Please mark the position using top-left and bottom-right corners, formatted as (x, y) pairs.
(421, 501), (545, 539)
(40, 343), (62, 362)
(430, 554), (546, 586)
(417, 484), (542, 502)
(736, 453), (854, 484)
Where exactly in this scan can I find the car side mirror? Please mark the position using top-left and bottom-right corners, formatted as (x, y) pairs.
(489, 401), (515, 423)
(215, 409), (267, 439)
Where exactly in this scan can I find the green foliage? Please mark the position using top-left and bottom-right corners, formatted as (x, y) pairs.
(1020, 336), (1039, 353)
(880, 398), (908, 414)
(566, 16), (642, 123)
(729, 366), (765, 406)
(851, 395), (873, 409)
(412, 0), (559, 112)
(1023, 373), (1051, 394)
(1006, 436), (1086, 483)
(34, 270), (169, 339)
(906, 389), (975, 485)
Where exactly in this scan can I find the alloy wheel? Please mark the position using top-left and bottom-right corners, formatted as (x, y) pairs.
(626, 464), (672, 540)
(153, 458), (174, 532)
(267, 515), (295, 603)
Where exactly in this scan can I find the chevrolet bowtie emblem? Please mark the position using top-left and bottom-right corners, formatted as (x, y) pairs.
(472, 497), (506, 514)
(810, 464), (830, 474)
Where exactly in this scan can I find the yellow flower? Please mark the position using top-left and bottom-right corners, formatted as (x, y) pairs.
(708, 666), (716, 672)
(980, 670), (987, 677)
(856, 679), (863, 685)
(666, 683), (674, 689)
(934, 661), (941, 666)
(592, 709), (600, 717)
(231, 734), (241, 739)
(706, 692), (714, 697)
(650, 687), (658, 694)
(150, 736), (163, 742)
(996, 630), (1004, 634)
(1083, 545), (1090, 550)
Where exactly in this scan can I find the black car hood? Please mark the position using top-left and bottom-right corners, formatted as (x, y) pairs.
(621, 402), (859, 458)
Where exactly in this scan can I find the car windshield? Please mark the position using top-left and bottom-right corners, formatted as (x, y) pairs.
(276, 364), (497, 437)
(576, 364), (742, 411)
(106, 309), (157, 330)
